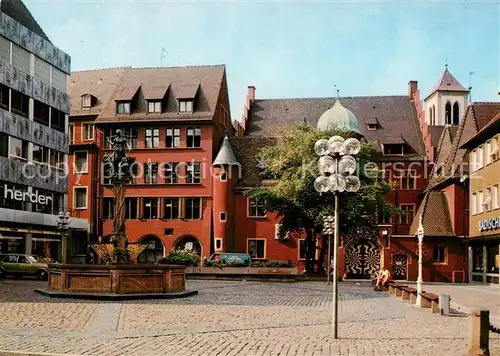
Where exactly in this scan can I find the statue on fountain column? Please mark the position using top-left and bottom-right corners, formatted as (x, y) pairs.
(104, 129), (135, 264)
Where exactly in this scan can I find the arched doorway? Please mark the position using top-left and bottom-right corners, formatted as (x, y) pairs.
(345, 239), (380, 279)
(174, 235), (202, 256)
(137, 235), (164, 264)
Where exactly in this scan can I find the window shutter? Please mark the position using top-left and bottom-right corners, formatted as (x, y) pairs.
(12, 43), (30, 73)
(51, 67), (67, 92)
(0, 37), (10, 63)
(35, 57), (50, 83)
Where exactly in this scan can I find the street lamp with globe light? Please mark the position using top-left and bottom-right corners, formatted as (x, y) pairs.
(314, 135), (361, 340)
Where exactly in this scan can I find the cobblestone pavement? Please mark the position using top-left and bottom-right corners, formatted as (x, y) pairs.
(404, 282), (500, 325)
(0, 279), (499, 355)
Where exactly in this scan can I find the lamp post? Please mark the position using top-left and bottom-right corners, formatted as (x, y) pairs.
(314, 135), (361, 340)
(57, 211), (71, 264)
(323, 215), (334, 284)
(415, 214), (424, 307)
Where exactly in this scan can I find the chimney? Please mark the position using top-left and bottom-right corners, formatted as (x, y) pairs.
(408, 81), (418, 98)
(248, 86), (255, 104)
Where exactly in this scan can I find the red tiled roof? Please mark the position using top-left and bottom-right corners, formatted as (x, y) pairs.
(409, 191), (454, 237)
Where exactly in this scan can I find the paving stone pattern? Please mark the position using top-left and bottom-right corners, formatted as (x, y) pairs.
(0, 279), (499, 355)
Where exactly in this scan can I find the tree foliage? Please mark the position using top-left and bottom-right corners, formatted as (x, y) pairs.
(247, 123), (392, 275)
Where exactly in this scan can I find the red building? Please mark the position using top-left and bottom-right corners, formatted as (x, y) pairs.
(68, 64), (470, 281)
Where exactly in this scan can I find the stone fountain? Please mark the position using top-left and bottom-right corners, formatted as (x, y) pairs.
(36, 130), (197, 300)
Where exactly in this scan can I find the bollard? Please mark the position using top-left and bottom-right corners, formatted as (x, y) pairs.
(439, 294), (450, 316)
(467, 309), (490, 356)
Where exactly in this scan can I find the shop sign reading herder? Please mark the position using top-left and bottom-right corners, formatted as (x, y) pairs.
(4, 185), (52, 205)
(479, 217), (500, 232)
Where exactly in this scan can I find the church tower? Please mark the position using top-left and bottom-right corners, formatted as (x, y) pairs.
(424, 66), (469, 126)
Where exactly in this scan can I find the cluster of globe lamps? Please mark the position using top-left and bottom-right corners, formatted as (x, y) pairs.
(314, 136), (362, 193)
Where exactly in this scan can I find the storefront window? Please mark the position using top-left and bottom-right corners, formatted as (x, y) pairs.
(0, 233), (25, 254)
(472, 246), (484, 273)
(487, 244), (499, 274)
(32, 234), (61, 263)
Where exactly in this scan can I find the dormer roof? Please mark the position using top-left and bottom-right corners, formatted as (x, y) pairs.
(176, 84), (199, 100)
(115, 85), (139, 101)
(213, 136), (239, 166)
(142, 84), (169, 100)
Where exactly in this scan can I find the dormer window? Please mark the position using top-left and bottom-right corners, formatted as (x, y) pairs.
(81, 94), (92, 108)
(179, 100), (193, 113)
(367, 124), (377, 131)
(148, 101), (161, 114)
(366, 117), (378, 131)
(116, 102), (131, 115)
(383, 144), (404, 155)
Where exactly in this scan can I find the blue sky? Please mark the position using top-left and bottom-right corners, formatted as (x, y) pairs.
(27, 0), (499, 121)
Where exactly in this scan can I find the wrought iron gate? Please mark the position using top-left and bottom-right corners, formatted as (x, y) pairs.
(345, 239), (380, 279)
(392, 254), (408, 280)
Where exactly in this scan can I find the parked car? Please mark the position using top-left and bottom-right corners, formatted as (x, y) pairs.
(205, 253), (253, 266)
(0, 254), (49, 280)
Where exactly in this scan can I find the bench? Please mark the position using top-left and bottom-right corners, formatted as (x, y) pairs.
(400, 286), (418, 301)
(389, 284), (408, 297)
(419, 292), (440, 313)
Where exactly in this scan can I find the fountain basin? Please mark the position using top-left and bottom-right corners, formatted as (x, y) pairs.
(34, 264), (197, 300)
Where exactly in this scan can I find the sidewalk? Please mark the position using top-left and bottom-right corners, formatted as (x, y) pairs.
(405, 282), (500, 326)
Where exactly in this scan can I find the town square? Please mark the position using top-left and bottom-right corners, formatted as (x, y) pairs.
(0, 0), (499, 355)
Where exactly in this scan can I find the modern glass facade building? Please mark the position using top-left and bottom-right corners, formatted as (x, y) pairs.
(0, 0), (87, 261)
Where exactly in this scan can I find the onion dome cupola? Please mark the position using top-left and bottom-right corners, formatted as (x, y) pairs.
(213, 136), (239, 166)
(316, 100), (361, 134)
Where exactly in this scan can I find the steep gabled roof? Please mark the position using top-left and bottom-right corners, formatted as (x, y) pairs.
(425, 68), (468, 100)
(247, 95), (425, 161)
(409, 191), (455, 237)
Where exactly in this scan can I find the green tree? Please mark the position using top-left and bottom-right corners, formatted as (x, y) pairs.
(247, 123), (392, 275)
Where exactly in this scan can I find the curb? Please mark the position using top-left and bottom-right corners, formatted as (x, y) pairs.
(0, 351), (82, 356)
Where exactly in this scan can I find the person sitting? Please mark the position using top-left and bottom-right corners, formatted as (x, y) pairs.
(379, 268), (392, 291)
(373, 268), (384, 291)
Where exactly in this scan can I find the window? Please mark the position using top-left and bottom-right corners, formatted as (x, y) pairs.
(74, 151), (88, 173)
(471, 193), (477, 215)
(367, 124), (377, 131)
(453, 102), (459, 125)
(493, 185), (499, 210)
(50, 150), (65, 170)
(51, 108), (66, 133)
(220, 172), (227, 181)
(145, 128), (160, 148)
(68, 124), (74, 144)
(163, 198), (180, 219)
(116, 102), (130, 115)
(123, 128), (139, 148)
(32, 144), (48, 165)
(130, 162), (138, 184)
(383, 144), (404, 155)
(220, 212), (227, 221)
(164, 162), (179, 184)
(477, 145), (484, 169)
(186, 162), (201, 183)
(81, 95), (92, 108)
(179, 100), (193, 112)
(399, 204), (415, 224)
(11, 90), (29, 118)
(165, 228), (174, 236)
(34, 100), (50, 126)
(247, 239), (265, 259)
(0, 84), (9, 110)
(83, 123), (94, 141)
(144, 162), (158, 184)
(248, 198), (266, 217)
(147, 101), (161, 113)
(485, 187), (492, 212)
(166, 128), (180, 148)
(9, 137), (28, 161)
(433, 246), (447, 264)
(478, 190), (484, 214)
(125, 198), (138, 219)
(142, 198), (158, 219)
(184, 198), (201, 219)
(445, 102), (452, 125)
(0, 133), (8, 158)
(377, 168), (390, 183)
(186, 127), (201, 147)
(102, 197), (114, 219)
(400, 170), (416, 190)
(74, 187), (87, 209)
(215, 238), (223, 251)
(471, 150), (477, 173)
